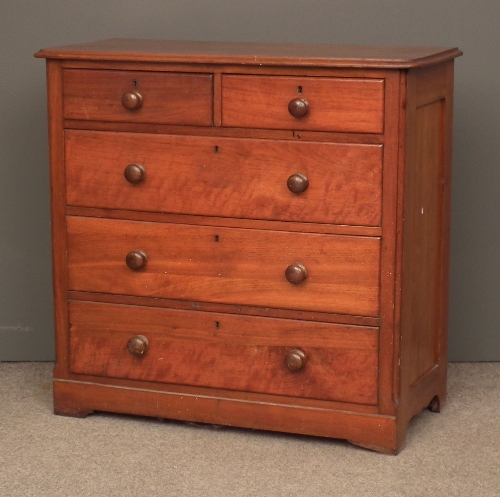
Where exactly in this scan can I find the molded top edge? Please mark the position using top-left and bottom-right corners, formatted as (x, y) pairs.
(35, 39), (462, 69)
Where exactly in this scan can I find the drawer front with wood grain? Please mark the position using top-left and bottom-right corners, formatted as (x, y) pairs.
(222, 75), (385, 133)
(66, 216), (381, 316)
(65, 130), (383, 226)
(63, 69), (213, 125)
(69, 300), (379, 405)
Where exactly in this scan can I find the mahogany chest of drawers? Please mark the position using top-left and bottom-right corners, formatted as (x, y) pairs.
(36, 39), (462, 453)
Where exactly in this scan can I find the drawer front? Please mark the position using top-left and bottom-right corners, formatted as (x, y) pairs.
(67, 217), (381, 317)
(65, 130), (383, 226)
(69, 301), (379, 405)
(222, 75), (385, 133)
(63, 69), (213, 126)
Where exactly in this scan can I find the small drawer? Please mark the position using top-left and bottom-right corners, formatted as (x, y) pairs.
(66, 217), (381, 317)
(69, 300), (379, 405)
(65, 130), (383, 227)
(63, 69), (213, 126)
(222, 75), (385, 133)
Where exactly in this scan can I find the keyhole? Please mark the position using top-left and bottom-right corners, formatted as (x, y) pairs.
(133, 79), (138, 88)
(297, 85), (303, 94)
(215, 321), (220, 329)
(214, 235), (219, 242)
(214, 145), (219, 153)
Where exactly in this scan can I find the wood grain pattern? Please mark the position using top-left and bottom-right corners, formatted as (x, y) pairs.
(36, 40), (461, 453)
(53, 379), (399, 452)
(63, 69), (213, 125)
(400, 66), (447, 391)
(64, 206), (382, 237)
(68, 301), (379, 405)
(36, 39), (462, 69)
(55, 363), (380, 415)
(222, 75), (385, 133)
(63, 119), (385, 144)
(66, 216), (381, 316)
(404, 99), (442, 386)
(68, 291), (381, 328)
(65, 130), (383, 226)
(60, 58), (392, 81)
(393, 62), (455, 448)
(415, 63), (448, 107)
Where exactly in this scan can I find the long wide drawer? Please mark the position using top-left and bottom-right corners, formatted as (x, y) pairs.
(66, 217), (381, 316)
(63, 69), (213, 125)
(65, 130), (383, 226)
(69, 300), (379, 405)
(222, 75), (385, 133)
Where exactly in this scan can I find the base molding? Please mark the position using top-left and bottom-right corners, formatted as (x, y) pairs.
(54, 379), (400, 453)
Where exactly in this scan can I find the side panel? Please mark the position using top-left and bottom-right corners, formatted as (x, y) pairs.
(399, 62), (455, 431)
(406, 99), (443, 385)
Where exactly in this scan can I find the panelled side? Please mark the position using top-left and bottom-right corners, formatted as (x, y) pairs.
(399, 62), (455, 429)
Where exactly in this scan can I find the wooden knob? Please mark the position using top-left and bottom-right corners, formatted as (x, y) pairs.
(285, 262), (308, 284)
(124, 163), (146, 184)
(122, 91), (143, 110)
(285, 349), (307, 371)
(126, 250), (148, 270)
(127, 335), (149, 356)
(288, 98), (309, 118)
(287, 173), (309, 194)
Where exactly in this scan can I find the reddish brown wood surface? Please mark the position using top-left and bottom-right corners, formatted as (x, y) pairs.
(401, 65), (448, 390)
(68, 301), (379, 405)
(65, 206), (382, 237)
(53, 379), (399, 452)
(68, 291), (380, 328)
(45, 60), (70, 378)
(65, 130), (383, 226)
(63, 69), (213, 125)
(222, 75), (385, 133)
(59, 59), (394, 81)
(63, 119), (385, 143)
(377, 70), (401, 416)
(66, 216), (381, 316)
(405, 100), (442, 386)
(36, 40), (461, 453)
(36, 39), (462, 69)
(393, 62), (455, 446)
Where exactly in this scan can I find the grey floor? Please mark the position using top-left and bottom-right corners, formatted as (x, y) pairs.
(1, 362), (499, 497)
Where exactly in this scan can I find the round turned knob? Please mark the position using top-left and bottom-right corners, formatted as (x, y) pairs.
(285, 262), (308, 284)
(287, 173), (309, 194)
(124, 163), (146, 184)
(288, 97), (309, 118)
(125, 250), (148, 270)
(285, 349), (307, 371)
(121, 91), (143, 110)
(127, 335), (149, 356)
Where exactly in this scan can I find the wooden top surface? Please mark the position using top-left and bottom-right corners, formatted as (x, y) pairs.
(35, 39), (462, 68)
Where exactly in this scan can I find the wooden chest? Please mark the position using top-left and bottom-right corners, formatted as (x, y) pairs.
(36, 39), (462, 453)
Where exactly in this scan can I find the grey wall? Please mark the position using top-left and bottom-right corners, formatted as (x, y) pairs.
(1, 1), (498, 361)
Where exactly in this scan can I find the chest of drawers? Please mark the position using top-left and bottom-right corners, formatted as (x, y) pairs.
(36, 39), (461, 453)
